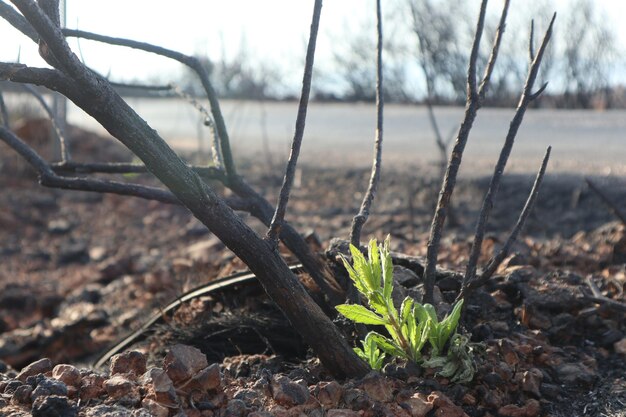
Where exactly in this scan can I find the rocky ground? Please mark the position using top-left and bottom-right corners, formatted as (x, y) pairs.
(1, 120), (626, 416)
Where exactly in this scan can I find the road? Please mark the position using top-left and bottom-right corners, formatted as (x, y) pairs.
(65, 98), (626, 176)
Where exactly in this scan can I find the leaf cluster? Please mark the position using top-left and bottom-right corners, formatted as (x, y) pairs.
(336, 237), (475, 383)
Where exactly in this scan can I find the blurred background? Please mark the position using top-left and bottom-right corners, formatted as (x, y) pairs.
(0, 0), (624, 175)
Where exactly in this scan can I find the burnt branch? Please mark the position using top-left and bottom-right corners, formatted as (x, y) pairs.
(585, 178), (626, 226)
(51, 161), (227, 180)
(0, 1), (38, 41)
(463, 15), (556, 289)
(0, 63), (80, 96)
(423, 0), (508, 304)
(477, 0), (510, 100)
(36, 0), (59, 26)
(0, 7), (236, 178)
(0, 125), (176, 203)
(349, 0), (384, 247)
(1, 59), (342, 306)
(266, 0), (322, 244)
(529, 20), (536, 61)
(459, 146), (551, 298)
(466, 0), (489, 96)
(60, 28), (237, 178)
(0, 126), (252, 210)
(108, 81), (174, 92)
(4, 0), (367, 376)
(20, 84), (69, 161)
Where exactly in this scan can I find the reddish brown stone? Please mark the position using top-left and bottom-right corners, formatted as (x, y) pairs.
(52, 364), (81, 387)
(110, 350), (147, 377)
(163, 344), (208, 383)
(17, 358), (52, 382)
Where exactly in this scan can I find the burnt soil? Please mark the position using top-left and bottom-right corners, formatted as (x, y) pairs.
(0, 121), (626, 416)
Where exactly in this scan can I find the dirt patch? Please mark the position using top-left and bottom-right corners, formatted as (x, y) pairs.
(1, 122), (626, 416)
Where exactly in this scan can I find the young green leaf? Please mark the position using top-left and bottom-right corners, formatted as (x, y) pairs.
(413, 302), (430, 324)
(440, 299), (464, 344)
(350, 244), (377, 292)
(367, 331), (408, 358)
(341, 255), (368, 295)
(354, 347), (368, 362)
(339, 237), (474, 383)
(368, 291), (388, 315)
(368, 238), (381, 286)
(364, 333), (386, 370)
(336, 304), (388, 325)
(424, 304), (439, 324)
(412, 317), (431, 359)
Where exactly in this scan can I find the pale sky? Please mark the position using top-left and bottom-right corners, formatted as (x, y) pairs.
(0, 0), (625, 89)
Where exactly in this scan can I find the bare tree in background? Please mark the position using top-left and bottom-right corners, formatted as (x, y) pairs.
(181, 38), (283, 100)
(407, 0), (468, 105)
(480, 0), (556, 106)
(560, 0), (616, 108)
(407, 0), (468, 225)
(329, 17), (409, 102)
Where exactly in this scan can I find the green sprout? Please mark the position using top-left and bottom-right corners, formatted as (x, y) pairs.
(354, 333), (386, 371)
(336, 237), (475, 383)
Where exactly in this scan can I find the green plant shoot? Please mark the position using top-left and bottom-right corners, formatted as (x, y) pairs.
(336, 237), (475, 383)
(353, 333), (386, 371)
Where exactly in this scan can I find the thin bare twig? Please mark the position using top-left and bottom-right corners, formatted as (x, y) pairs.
(266, 0), (322, 245)
(423, 0), (509, 304)
(168, 82), (224, 169)
(20, 84), (69, 161)
(349, 0), (384, 247)
(477, 0), (510, 100)
(585, 178), (626, 226)
(2, 8), (237, 177)
(0, 125), (173, 203)
(529, 20), (536, 61)
(50, 161), (227, 179)
(457, 146), (551, 299)
(59, 28), (237, 178)
(463, 14), (556, 290)
(0, 125), (251, 210)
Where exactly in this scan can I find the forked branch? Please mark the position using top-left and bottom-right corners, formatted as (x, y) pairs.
(58, 29), (238, 177)
(423, 0), (510, 304)
(463, 14), (556, 289)
(349, 0), (384, 247)
(0, 3), (341, 303)
(4, 0), (366, 377)
(267, 0), (322, 245)
(0, 2), (237, 179)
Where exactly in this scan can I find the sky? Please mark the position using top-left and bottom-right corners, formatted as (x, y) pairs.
(0, 0), (625, 90)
